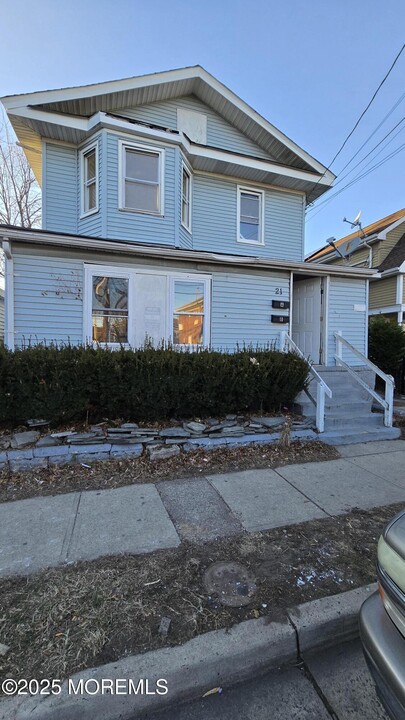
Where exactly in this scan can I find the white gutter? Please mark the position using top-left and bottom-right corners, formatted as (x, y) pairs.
(2, 240), (14, 350)
(1, 227), (377, 279)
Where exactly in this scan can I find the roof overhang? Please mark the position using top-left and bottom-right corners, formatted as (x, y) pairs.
(0, 225), (377, 279)
(1, 66), (335, 196)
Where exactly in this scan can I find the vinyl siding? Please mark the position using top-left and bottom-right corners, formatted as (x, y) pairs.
(211, 270), (290, 350)
(178, 156), (193, 249)
(369, 276), (397, 308)
(77, 134), (103, 237)
(330, 246), (371, 266)
(193, 175), (304, 260)
(117, 96), (274, 159)
(106, 132), (176, 245)
(374, 225), (405, 267)
(327, 277), (368, 365)
(43, 143), (77, 233)
(0, 295), (4, 339)
(13, 254), (83, 347)
(12, 246), (289, 351)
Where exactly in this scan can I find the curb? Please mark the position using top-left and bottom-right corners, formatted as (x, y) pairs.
(1, 583), (377, 720)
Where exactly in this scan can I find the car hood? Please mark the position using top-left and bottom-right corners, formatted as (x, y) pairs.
(384, 509), (405, 562)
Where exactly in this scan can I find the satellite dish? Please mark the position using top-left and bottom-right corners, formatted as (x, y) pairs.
(353, 210), (362, 225)
(339, 235), (363, 257)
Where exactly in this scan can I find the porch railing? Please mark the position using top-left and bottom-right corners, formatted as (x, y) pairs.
(280, 331), (332, 433)
(334, 331), (394, 427)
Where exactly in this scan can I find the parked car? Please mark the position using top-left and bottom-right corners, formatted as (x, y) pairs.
(360, 509), (405, 719)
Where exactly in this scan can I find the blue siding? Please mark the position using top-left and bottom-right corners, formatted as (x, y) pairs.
(106, 132), (176, 245)
(118, 96), (274, 159)
(43, 143), (77, 233)
(327, 277), (368, 366)
(211, 270), (290, 350)
(178, 156), (193, 250)
(13, 254), (83, 347)
(193, 175), (304, 261)
(77, 134), (103, 237)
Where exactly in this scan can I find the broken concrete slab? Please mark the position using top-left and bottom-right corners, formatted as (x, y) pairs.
(65, 484), (180, 563)
(208, 469), (326, 532)
(0, 492), (80, 577)
(157, 478), (243, 541)
(11, 430), (40, 449)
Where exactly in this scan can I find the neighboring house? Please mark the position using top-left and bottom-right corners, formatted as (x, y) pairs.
(2, 66), (398, 439)
(307, 209), (405, 326)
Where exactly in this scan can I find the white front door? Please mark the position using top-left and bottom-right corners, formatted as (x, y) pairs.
(292, 278), (322, 363)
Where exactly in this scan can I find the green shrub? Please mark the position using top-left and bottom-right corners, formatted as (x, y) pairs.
(368, 316), (405, 377)
(0, 344), (309, 427)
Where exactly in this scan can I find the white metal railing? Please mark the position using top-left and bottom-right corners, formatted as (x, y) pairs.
(280, 331), (332, 433)
(334, 331), (394, 427)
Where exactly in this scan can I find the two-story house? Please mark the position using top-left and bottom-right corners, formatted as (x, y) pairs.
(1, 66), (397, 440)
(307, 209), (405, 326)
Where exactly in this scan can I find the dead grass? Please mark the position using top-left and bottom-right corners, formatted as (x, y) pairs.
(0, 501), (401, 685)
(0, 440), (339, 503)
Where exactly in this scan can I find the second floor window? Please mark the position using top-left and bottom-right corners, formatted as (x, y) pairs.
(121, 143), (163, 215)
(81, 145), (98, 216)
(181, 164), (192, 231)
(237, 187), (264, 245)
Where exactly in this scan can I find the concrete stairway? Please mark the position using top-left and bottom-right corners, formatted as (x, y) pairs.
(295, 366), (400, 445)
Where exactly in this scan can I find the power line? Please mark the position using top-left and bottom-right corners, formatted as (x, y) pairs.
(306, 43), (405, 205)
(306, 143), (405, 222)
(306, 117), (405, 212)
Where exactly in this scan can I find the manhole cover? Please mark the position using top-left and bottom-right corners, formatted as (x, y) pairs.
(203, 561), (257, 607)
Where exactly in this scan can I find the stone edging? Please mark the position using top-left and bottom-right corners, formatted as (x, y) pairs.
(1, 583), (376, 720)
(1, 428), (317, 473)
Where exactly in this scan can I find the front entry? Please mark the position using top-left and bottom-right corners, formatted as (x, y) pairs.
(292, 277), (323, 363)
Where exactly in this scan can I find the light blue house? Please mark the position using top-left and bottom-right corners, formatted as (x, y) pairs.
(0, 66), (397, 439)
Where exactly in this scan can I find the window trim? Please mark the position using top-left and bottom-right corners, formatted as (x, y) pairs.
(181, 160), (192, 233)
(84, 265), (133, 348)
(80, 141), (99, 219)
(169, 274), (211, 349)
(118, 140), (165, 216)
(236, 185), (265, 246)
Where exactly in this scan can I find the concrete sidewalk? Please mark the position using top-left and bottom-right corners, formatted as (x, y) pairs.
(1, 439), (405, 577)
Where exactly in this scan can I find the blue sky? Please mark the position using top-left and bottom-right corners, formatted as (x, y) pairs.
(1, 0), (404, 254)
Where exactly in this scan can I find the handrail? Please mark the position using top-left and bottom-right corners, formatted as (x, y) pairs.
(334, 331), (394, 427)
(280, 331), (332, 433)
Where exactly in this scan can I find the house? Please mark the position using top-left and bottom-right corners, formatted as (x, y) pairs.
(307, 209), (405, 325)
(0, 288), (4, 341)
(0, 66), (397, 439)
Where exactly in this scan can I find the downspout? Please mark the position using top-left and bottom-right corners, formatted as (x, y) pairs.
(2, 239), (14, 350)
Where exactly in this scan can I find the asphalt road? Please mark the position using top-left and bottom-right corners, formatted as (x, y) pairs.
(143, 639), (388, 720)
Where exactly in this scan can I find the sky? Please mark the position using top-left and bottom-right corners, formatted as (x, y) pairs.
(0, 0), (404, 254)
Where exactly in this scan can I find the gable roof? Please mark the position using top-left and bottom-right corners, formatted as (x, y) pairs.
(378, 231), (405, 272)
(1, 66), (335, 198)
(307, 208), (405, 262)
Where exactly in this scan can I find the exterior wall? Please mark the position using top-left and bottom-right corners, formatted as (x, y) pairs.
(0, 293), (4, 340)
(42, 143), (77, 233)
(369, 275), (397, 309)
(11, 245), (290, 350)
(327, 277), (368, 365)
(374, 225), (405, 267)
(329, 246), (371, 266)
(193, 175), (304, 261)
(117, 96), (274, 159)
(77, 133), (103, 238)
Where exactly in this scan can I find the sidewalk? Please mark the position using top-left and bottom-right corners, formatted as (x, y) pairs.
(1, 439), (405, 578)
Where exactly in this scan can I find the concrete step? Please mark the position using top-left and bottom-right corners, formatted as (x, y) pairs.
(323, 414), (385, 430)
(320, 426), (401, 446)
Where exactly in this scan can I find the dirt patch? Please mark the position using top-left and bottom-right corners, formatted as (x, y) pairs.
(0, 502), (401, 685)
(0, 440), (338, 504)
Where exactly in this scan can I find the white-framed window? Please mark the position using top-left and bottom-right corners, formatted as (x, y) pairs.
(85, 266), (132, 347)
(169, 275), (211, 348)
(80, 143), (99, 217)
(237, 186), (264, 245)
(181, 162), (192, 232)
(119, 140), (164, 215)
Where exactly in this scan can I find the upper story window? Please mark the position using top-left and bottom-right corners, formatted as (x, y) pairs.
(237, 187), (264, 245)
(181, 163), (192, 232)
(120, 141), (164, 215)
(80, 143), (98, 217)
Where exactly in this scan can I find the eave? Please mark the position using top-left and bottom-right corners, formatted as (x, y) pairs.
(0, 225), (377, 279)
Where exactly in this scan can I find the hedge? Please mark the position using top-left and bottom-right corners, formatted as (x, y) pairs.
(369, 316), (405, 377)
(0, 344), (309, 426)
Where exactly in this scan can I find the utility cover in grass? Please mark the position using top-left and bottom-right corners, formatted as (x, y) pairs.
(203, 561), (257, 607)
